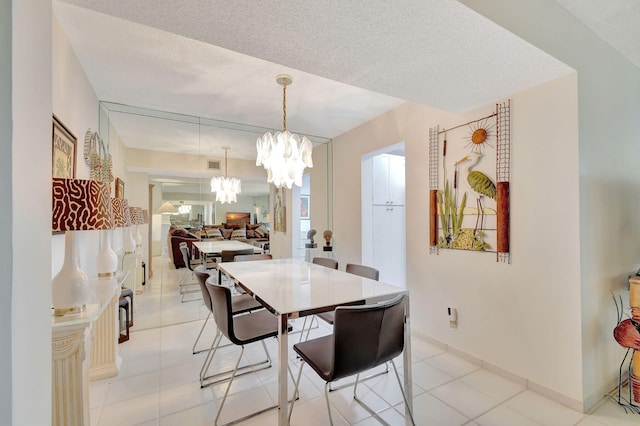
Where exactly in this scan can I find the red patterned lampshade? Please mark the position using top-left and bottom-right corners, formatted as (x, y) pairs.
(111, 198), (131, 228)
(130, 207), (144, 225)
(51, 178), (113, 316)
(52, 178), (113, 231)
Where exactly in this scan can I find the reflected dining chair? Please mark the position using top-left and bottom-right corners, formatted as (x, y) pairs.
(233, 253), (272, 262)
(289, 294), (414, 426)
(179, 243), (204, 302)
(220, 248), (255, 262)
(203, 281), (293, 425)
(191, 268), (263, 355)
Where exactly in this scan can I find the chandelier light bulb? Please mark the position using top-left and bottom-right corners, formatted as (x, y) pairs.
(211, 146), (241, 203)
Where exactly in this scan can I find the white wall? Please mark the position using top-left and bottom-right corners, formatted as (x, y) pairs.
(460, 0), (640, 411)
(332, 74), (584, 406)
(51, 15), (102, 277)
(0, 2), (12, 423)
(11, 1), (53, 424)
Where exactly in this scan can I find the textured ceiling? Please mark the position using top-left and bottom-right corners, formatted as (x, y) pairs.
(555, 0), (640, 69)
(58, 0), (640, 192)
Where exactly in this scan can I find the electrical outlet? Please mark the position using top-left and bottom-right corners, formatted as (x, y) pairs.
(448, 307), (458, 329)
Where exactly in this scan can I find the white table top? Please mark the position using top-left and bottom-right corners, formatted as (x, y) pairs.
(218, 258), (405, 317)
(193, 240), (261, 254)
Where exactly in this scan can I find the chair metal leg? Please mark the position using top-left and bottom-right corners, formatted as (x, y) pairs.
(200, 331), (272, 389)
(324, 382), (335, 426)
(288, 360), (306, 424)
(295, 315), (319, 343)
(329, 362), (389, 392)
(192, 312), (211, 354)
(216, 341), (297, 426)
(215, 346), (245, 425)
(179, 269), (201, 302)
(352, 360), (416, 426)
(389, 359), (416, 425)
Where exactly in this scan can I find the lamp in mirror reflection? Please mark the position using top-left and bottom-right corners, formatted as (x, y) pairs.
(52, 178), (113, 315)
(130, 206), (145, 252)
(123, 205), (137, 254)
(157, 201), (177, 214)
(256, 74), (313, 189)
(210, 146), (241, 203)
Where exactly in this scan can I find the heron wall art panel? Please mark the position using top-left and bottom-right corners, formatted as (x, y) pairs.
(428, 100), (511, 263)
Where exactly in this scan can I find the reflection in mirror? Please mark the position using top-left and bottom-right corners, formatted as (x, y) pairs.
(99, 101), (332, 330)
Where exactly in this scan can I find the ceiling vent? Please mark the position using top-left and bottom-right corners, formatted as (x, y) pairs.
(207, 159), (221, 171)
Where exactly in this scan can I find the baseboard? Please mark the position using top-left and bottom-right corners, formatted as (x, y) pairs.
(411, 330), (586, 413)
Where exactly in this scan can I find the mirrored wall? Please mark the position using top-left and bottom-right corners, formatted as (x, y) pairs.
(99, 101), (333, 330)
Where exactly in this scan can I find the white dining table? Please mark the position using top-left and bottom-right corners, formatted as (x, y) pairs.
(192, 239), (262, 256)
(217, 257), (413, 425)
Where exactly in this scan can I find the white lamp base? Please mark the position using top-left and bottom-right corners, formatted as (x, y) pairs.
(52, 231), (90, 316)
(96, 229), (118, 277)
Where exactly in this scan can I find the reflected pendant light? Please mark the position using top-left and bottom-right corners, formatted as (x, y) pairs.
(256, 74), (313, 189)
(210, 146), (241, 204)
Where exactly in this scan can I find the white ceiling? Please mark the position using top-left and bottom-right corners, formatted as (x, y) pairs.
(52, 0), (638, 185)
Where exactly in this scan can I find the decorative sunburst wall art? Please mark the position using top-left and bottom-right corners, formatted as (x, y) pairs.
(429, 100), (511, 263)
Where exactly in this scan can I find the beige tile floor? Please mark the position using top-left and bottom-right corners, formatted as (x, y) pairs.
(90, 257), (640, 425)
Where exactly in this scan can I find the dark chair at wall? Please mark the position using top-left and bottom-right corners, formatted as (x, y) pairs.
(220, 248), (256, 262)
(317, 263), (379, 325)
(203, 282), (292, 425)
(297, 257), (340, 341)
(118, 297), (130, 343)
(191, 268), (263, 355)
(289, 294), (414, 425)
(312, 257), (338, 269)
(120, 287), (134, 327)
(233, 253), (272, 262)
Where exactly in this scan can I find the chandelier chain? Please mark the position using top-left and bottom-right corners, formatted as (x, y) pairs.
(282, 83), (287, 131)
(224, 148), (228, 177)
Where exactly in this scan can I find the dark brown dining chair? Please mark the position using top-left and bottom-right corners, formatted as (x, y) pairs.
(220, 248), (255, 262)
(289, 294), (414, 425)
(312, 257), (338, 269)
(203, 281), (292, 425)
(233, 253), (272, 262)
(191, 268), (263, 355)
(316, 263), (379, 325)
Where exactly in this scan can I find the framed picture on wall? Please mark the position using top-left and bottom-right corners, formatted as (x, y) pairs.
(300, 195), (310, 219)
(115, 177), (125, 199)
(274, 187), (286, 232)
(52, 115), (77, 179)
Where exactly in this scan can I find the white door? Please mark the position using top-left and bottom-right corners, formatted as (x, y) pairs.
(362, 143), (406, 288)
(372, 205), (405, 287)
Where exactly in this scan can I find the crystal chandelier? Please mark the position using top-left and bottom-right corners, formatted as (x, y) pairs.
(256, 74), (313, 189)
(210, 146), (241, 203)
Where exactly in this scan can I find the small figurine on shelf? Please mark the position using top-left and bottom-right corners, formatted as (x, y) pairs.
(305, 229), (317, 248)
(323, 230), (333, 252)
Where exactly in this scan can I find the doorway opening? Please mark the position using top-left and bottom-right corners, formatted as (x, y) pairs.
(361, 142), (406, 288)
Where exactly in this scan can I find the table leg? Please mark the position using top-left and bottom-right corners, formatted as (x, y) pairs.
(278, 313), (289, 425)
(403, 292), (413, 425)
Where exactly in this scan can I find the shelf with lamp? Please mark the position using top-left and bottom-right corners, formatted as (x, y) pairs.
(51, 178), (126, 426)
